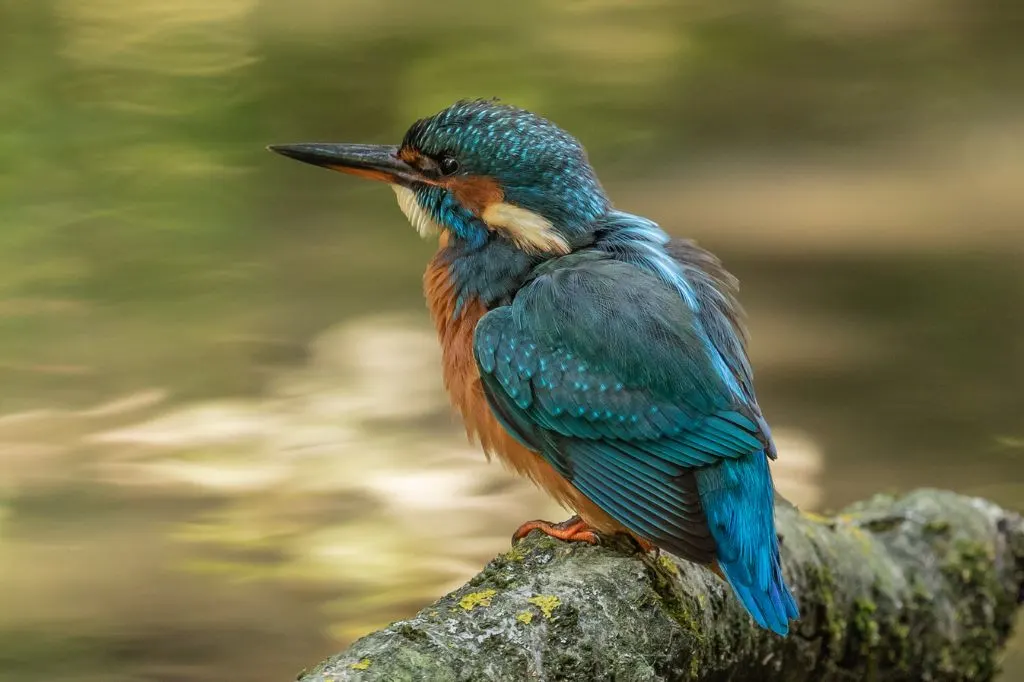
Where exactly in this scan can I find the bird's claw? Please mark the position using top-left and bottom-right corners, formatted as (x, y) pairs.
(512, 515), (600, 545)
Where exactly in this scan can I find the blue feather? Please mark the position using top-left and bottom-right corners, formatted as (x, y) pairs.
(698, 454), (799, 636)
(404, 101), (799, 635)
(280, 98), (799, 634)
(473, 245), (799, 636)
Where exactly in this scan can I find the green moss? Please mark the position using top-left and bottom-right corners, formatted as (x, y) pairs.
(910, 575), (932, 602)
(515, 611), (534, 625)
(527, 594), (561, 619)
(936, 539), (1003, 679)
(349, 658), (372, 670)
(504, 546), (526, 562)
(645, 557), (703, 636)
(938, 646), (955, 674)
(852, 597), (880, 655)
(397, 624), (429, 643)
(886, 622), (911, 671)
(859, 514), (907, 533)
(805, 562), (844, 648)
(924, 519), (951, 535)
(669, 597), (701, 637)
(945, 539), (996, 585)
(459, 588), (497, 611)
(639, 553), (707, 680)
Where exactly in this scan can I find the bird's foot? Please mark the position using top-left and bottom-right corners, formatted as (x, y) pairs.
(512, 515), (600, 545)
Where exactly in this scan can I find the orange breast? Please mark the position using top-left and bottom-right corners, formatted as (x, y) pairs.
(423, 250), (623, 533)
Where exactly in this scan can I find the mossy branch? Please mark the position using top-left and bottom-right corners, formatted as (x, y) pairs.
(297, 489), (1024, 682)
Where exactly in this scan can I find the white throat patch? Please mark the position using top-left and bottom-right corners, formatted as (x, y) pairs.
(391, 185), (441, 238)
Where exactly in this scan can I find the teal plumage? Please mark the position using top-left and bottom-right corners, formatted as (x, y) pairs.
(269, 98), (800, 636)
(474, 245), (798, 635)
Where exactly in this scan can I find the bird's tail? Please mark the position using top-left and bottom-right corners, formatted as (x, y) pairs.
(696, 452), (799, 636)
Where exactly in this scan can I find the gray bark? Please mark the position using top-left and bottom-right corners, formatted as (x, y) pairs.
(296, 489), (1024, 682)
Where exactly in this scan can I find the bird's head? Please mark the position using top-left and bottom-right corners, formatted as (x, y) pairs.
(270, 99), (609, 255)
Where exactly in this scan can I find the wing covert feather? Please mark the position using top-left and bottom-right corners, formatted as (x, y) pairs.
(472, 256), (769, 562)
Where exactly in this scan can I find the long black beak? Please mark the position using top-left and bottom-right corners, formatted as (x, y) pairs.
(267, 143), (420, 185)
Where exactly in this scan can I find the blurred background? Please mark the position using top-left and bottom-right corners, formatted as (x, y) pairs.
(1, 1), (1022, 680)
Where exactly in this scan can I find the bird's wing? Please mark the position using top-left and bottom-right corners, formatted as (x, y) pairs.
(663, 238), (779, 458)
(473, 254), (768, 562)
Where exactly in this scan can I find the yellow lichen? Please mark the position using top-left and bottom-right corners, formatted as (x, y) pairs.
(459, 588), (497, 611)
(515, 611), (534, 624)
(657, 554), (679, 575)
(350, 658), (372, 670)
(527, 594), (561, 619)
(801, 510), (833, 524)
(845, 525), (874, 553)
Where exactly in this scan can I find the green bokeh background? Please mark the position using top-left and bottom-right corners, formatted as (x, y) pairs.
(0, 1), (1021, 680)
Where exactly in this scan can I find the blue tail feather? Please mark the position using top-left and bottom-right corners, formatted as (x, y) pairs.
(718, 550), (799, 635)
(697, 451), (800, 636)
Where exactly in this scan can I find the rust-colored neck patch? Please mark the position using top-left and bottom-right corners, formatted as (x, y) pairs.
(446, 176), (504, 215)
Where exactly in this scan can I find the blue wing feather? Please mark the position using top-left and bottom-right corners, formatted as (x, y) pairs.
(473, 248), (799, 635)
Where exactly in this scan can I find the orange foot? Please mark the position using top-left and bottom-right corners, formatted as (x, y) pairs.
(512, 515), (600, 545)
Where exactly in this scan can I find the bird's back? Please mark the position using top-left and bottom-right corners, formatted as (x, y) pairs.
(469, 216), (799, 635)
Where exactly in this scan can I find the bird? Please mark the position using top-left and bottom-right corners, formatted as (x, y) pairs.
(269, 99), (800, 636)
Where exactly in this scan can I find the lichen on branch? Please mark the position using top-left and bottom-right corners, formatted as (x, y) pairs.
(297, 489), (1024, 682)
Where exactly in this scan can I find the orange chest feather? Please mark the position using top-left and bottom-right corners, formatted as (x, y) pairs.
(421, 251), (626, 532)
(423, 255), (514, 457)
(423, 253), (578, 509)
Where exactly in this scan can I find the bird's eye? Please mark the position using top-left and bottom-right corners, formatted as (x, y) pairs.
(438, 155), (459, 175)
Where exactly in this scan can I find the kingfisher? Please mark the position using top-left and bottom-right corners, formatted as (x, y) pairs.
(269, 99), (800, 636)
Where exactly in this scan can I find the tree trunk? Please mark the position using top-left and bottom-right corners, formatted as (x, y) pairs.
(296, 489), (1024, 682)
